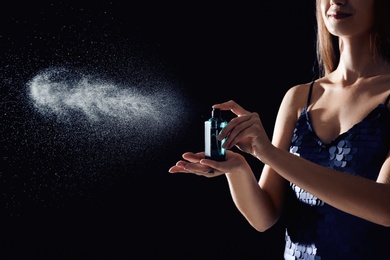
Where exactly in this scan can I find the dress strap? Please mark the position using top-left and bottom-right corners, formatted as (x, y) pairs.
(306, 80), (315, 108)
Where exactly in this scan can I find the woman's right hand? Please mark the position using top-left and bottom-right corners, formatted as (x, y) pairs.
(213, 100), (273, 160)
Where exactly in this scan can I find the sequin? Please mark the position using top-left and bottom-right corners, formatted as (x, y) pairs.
(284, 87), (390, 259)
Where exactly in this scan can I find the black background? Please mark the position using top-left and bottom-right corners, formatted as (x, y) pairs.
(0, 1), (316, 259)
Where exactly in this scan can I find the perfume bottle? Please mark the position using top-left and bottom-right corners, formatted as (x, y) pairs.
(204, 108), (227, 161)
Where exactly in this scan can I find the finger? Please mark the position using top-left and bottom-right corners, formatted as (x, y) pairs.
(212, 100), (250, 116)
(183, 161), (212, 172)
(168, 165), (213, 176)
(168, 165), (186, 173)
(182, 152), (205, 162)
(218, 115), (253, 147)
(225, 120), (256, 149)
(169, 158), (211, 173)
(218, 114), (249, 136)
(175, 160), (189, 168)
(167, 159), (190, 173)
(200, 158), (229, 174)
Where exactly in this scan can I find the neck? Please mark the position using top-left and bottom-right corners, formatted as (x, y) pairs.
(333, 36), (389, 83)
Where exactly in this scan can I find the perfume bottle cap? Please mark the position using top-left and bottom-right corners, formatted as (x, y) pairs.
(212, 108), (221, 118)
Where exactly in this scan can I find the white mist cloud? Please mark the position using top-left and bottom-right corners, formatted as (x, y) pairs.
(28, 67), (163, 123)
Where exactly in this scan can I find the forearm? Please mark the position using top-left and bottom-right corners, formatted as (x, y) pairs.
(261, 146), (390, 226)
(225, 167), (280, 232)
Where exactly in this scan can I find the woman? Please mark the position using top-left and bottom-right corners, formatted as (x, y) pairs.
(169, 0), (390, 258)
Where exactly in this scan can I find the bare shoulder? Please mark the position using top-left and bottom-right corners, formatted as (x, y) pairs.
(280, 82), (313, 117)
(284, 82), (312, 100)
(271, 81), (314, 150)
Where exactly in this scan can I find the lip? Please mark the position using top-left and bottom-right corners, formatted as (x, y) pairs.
(327, 12), (352, 19)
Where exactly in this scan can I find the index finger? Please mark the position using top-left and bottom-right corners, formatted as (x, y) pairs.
(212, 100), (250, 117)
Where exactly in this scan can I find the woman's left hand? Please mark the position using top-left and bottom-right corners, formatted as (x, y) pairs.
(168, 150), (249, 177)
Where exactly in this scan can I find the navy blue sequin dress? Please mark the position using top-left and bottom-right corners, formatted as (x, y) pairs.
(283, 81), (390, 259)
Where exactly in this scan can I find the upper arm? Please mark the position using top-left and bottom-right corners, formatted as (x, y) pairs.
(377, 151), (390, 184)
(378, 96), (390, 183)
(258, 83), (310, 214)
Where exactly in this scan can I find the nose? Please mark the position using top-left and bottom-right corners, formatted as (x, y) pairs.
(330, 0), (347, 6)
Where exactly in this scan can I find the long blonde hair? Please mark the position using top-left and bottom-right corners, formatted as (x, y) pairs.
(315, 0), (390, 76)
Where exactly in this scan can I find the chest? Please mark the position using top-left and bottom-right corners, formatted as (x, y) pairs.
(291, 105), (390, 177)
(307, 94), (386, 144)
